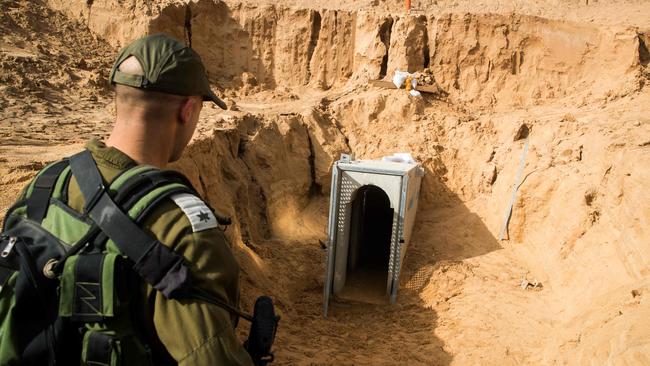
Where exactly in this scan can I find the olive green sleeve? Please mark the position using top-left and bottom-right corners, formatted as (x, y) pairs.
(142, 200), (254, 366)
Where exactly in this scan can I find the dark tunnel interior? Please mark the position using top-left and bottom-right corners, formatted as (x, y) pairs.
(342, 185), (394, 300)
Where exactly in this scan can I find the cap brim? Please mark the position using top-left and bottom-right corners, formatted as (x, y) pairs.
(204, 89), (227, 110)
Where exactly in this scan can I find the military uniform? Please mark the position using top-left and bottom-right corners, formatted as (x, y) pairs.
(62, 139), (254, 365)
(4, 34), (259, 365)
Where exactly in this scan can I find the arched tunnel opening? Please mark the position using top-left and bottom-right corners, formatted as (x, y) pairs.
(341, 185), (394, 300)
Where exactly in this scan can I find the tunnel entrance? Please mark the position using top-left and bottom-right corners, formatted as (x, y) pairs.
(341, 185), (394, 300)
(323, 155), (424, 315)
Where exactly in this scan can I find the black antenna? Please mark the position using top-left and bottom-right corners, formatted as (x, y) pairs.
(184, 5), (192, 48)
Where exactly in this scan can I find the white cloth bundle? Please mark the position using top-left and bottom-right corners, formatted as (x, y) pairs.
(381, 153), (417, 164)
(392, 71), (422, 97)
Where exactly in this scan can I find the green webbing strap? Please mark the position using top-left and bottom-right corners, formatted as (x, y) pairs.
(109, 165), (156, 193)
(127, 183), (187, 218)
(51, 166), (71, 201)
(68, 150), (189, 299)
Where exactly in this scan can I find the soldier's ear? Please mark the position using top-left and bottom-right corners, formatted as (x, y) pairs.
(178, 98), (195, 125)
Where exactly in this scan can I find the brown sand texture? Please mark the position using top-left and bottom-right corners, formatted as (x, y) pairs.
(2, 0), (650, 364)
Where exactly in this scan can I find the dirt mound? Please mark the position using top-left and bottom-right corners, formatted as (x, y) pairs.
(0, 0), (116, 218)
(1, 0), (649, 365)
(0, 0), (115, 146)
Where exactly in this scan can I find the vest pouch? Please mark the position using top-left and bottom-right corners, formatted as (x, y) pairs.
(82, 328), (156, 366)
(59, 252), (126, 322)
(81, 330), (121, 366)
(0, 217), (81, 365)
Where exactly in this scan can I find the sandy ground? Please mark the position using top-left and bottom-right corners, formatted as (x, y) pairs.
(1, 0), (649, 364)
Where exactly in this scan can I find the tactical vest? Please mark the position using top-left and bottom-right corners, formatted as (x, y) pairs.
(0, 150), (246, 365)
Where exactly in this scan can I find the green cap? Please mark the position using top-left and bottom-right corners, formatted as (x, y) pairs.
(109, 33), (226, 109)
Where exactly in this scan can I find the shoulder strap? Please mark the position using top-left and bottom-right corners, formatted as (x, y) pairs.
(26, 160), (69, 223)
(89, 168), (197, 250)
(115, 169), (196, 209)
(127, 170), (232, 226)
(68, 150), (189, 299)
(69, 150), (252, 321)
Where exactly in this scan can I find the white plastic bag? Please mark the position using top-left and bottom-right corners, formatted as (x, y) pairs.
(392, 70), (420, 97)
(392, 70), (410, 88)
(381, 153), (417, 164)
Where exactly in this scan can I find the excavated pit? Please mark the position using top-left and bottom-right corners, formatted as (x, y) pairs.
(160, 5), (647, 363)
(3, 0), (650, 364)
(104, 1), (650, 364)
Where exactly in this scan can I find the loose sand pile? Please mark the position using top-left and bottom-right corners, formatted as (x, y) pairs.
(1, 0), (649, 364)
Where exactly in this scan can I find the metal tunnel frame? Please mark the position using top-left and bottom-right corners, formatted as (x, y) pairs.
(323, 154), (424, 317)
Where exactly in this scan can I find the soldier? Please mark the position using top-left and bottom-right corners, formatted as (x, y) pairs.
(97, 33), (255, 365)
(1, 34), (256, 365)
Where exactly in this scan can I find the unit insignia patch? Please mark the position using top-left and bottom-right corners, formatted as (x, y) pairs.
(170, 193), (218, 232)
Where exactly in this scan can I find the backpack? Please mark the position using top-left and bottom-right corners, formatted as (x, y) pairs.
(0, 149), (264, 365)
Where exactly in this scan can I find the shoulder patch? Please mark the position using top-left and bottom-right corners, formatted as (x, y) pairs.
(170, 193), (218, 232)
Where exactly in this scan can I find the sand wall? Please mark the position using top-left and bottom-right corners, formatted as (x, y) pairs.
(164, 88), (649, 363)
(21, 0), (649, 363)
(47, 0), (644, 106)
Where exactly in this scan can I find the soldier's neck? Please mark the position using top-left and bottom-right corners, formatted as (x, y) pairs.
(107, 117), (174, 168)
